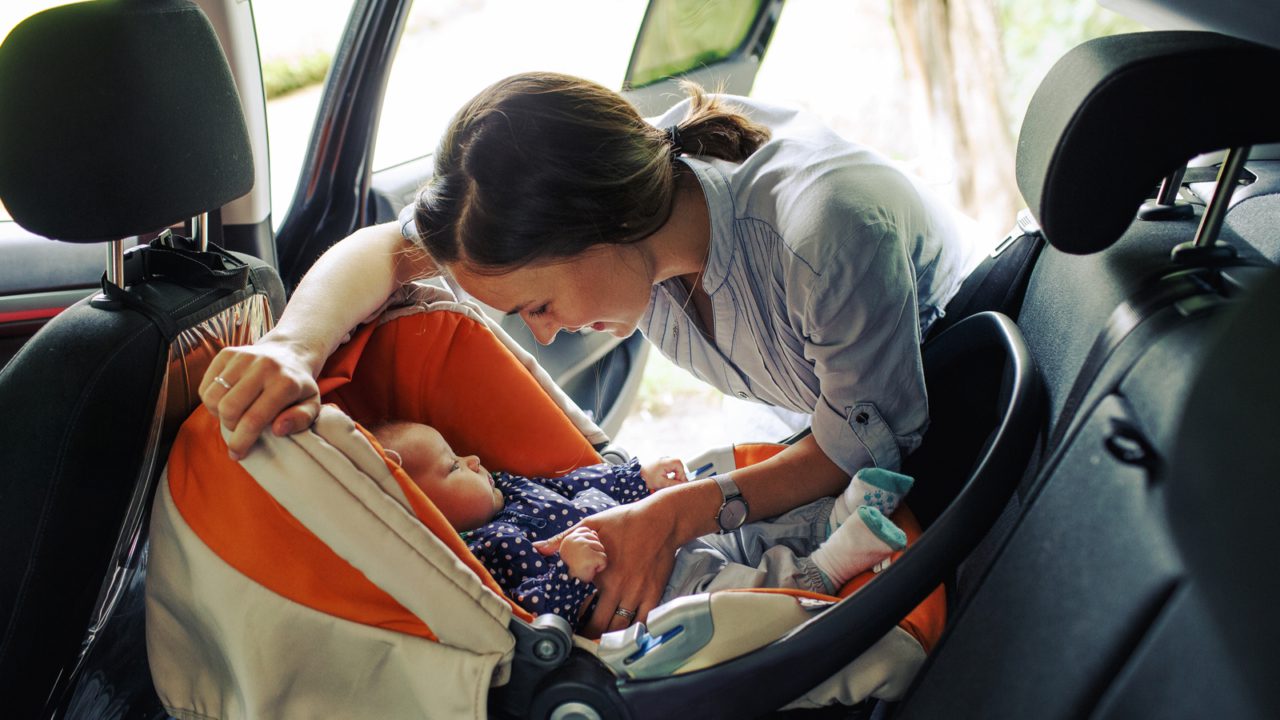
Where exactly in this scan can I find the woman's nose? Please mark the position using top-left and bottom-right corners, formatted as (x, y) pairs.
(528, 317), (560, 346)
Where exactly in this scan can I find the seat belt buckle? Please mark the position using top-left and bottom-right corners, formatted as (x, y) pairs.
(991, 208), (1042, 258)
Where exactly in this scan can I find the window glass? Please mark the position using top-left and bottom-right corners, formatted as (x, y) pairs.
(625, 0), (766, 89)
(251, 0), (348, 225)
(751, 0), (1144, 239)
(372, 0), (648, 173)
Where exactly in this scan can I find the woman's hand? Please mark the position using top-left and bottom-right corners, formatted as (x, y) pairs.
(536, 491), (689, 639)
(640, 456), (688, 492)
(545, 526), (608, 582)
(199, 337), (323, 459)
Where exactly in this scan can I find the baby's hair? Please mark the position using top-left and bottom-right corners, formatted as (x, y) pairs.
(408, 72), (770, 274)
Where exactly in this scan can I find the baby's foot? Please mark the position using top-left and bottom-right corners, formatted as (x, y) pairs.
(811, 506), (907, 588)
(852, 468), (914, 515)
(829, 468), (915, 529)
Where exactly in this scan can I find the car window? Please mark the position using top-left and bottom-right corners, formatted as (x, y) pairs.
(372, 0), (648, 174)
(625, 0), (768, 89)
(251, 0), (349, 226)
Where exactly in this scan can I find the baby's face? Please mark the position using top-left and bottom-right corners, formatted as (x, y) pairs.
(385, 423), (503, 531)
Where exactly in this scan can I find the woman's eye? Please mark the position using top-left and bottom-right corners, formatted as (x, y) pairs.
(527, 304), (548, 318)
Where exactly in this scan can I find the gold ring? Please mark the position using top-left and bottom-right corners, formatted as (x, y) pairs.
(213, 376), (232, 391)
(613, 608), (636, 620)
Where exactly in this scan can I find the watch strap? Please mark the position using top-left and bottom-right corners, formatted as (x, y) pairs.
(714, 473), (741, 502)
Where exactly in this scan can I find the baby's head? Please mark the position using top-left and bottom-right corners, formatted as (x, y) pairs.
(371, 421), (503, 531)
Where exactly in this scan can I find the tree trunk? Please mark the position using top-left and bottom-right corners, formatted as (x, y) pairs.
(890, 0), (1020, 238)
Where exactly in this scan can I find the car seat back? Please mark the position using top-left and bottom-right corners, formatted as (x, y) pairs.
(893, 31), (1280, 718)
(0, 1), (284, 716)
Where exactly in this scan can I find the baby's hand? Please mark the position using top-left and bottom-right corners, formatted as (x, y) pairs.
(556, 526), (608, 583)
(641, 456), (688, 492)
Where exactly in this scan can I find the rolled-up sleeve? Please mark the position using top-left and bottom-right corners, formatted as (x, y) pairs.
(801, 223), (929, 475)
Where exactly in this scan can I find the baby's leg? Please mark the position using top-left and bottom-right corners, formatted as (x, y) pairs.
(810, 506), (907, 590)
(829, 468), (915, 529)
(662, 499), (836, 601)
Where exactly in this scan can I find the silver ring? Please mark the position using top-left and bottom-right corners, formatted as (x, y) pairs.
(613, 608), (636, 620)
(213, 376), (232, 391)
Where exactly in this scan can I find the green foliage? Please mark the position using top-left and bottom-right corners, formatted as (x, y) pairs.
(628, 0), (764, 88)
(261, 51), (332, 100)
(1000, 0), (1147, 121)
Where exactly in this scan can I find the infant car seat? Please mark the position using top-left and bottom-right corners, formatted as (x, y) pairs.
(148, 283), (997, 719)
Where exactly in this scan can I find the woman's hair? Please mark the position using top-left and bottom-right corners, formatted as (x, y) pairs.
(412, 72), (770, 273)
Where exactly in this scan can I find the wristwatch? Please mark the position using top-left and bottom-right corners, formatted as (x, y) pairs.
(713, 474), (749, 534)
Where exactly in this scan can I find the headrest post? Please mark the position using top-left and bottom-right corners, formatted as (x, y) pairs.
(1193, 145), (1250, 248)
(1155, 166), (1187, 206)
(1138, 165), (1194, 220)
(104, 240), (125, 289)
(192, 213), (209, 252)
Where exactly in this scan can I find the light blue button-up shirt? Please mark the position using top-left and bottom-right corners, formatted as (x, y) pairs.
(400, 96), (986, 475)
(639, 97), (985, 474)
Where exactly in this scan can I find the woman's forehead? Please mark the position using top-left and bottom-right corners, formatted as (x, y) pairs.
(450, 260), (571, 312)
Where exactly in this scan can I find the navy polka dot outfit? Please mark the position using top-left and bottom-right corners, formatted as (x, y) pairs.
(466, 458), (648, 626)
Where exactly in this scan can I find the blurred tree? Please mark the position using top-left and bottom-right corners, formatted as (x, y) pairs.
(891, 0), (1020, 234)
(889, 0), (1145, 234)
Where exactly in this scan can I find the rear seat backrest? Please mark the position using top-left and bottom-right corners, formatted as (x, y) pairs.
(0, 1), (284, 715)
(891, 31), (1280, 719)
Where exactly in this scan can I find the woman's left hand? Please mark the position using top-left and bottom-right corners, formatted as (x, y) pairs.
(535, 492), (684, 638)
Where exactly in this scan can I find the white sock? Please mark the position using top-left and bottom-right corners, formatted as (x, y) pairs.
(828, 468), (915, 528)
(810, 506), (907, 588)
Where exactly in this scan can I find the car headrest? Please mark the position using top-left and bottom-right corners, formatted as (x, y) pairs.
(1016, 31), (1280, 255)
(0, 0), (253, 242)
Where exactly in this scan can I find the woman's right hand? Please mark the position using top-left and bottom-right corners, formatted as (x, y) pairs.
(197, 222), (425, 459)
(199, 338), (323, 459)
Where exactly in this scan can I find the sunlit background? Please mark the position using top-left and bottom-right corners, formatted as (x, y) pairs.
(1, 0), (1142, 462)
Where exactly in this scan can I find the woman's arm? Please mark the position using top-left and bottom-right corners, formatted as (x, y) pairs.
(200, 221), (436, 457)
(574, 433), (847, 638)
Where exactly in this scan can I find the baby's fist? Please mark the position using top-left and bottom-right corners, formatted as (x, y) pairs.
(559, 526), (608, 582)
(641, 456), (688, 491)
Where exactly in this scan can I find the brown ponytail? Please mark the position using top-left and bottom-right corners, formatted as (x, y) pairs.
(667, 80), (771, 162)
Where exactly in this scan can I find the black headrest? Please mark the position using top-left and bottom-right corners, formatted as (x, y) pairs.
(1166, 268), (1280, 714)
(0, 0), (253, 242)
(1016, 31), (1280, 255)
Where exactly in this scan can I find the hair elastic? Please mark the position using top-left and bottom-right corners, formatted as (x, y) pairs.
(664, 125), (684, 156)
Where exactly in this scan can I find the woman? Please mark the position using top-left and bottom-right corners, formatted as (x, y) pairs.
(200, 72), (985, 638)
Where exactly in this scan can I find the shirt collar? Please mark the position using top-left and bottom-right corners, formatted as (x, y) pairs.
(678, 156), (735, 295)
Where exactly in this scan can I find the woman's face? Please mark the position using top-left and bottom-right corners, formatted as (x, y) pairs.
(451, 244), (654, 345)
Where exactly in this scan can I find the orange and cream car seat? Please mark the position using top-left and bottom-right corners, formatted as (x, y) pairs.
(145, 285), (947, 719)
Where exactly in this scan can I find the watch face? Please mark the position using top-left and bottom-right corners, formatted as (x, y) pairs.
(719, 498), (748, 531)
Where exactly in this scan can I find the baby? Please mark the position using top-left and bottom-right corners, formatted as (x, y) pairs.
(372, 421), (913, 627)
